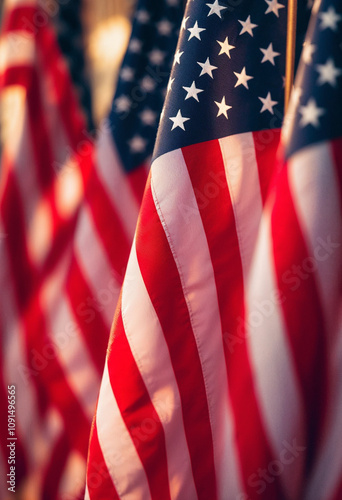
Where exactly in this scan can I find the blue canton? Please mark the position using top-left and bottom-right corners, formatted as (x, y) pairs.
(109, 0), (183, 173)
(286, 0), (342, 158)
(154, 0), (288, 160)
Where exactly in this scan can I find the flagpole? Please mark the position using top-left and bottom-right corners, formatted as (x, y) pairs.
(285, 0), (297, 112)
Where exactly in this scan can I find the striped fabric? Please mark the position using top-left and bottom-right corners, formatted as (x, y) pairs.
(86, 1), (342, 500)
(0, 1), (145, 498)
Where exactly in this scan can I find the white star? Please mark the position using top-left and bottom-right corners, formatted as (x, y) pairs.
(260, 43), (280, 65)
(258, 92), (278, 114)
(183, 81), (204, 101)
(169, 110), (190, 131)
(217, 37), (235, 58)
(265, 0), (285, 17)
(157, 19), (173, 36)
(206, 0), (227, 18)
(238, 15), (258, 36)
(198, 57), (218, 78)
(167, 77), (175, 93)
(233, 67), (254, 88)
(302, 42), (316, 64)
(141, 76), (156, 92)
(188, 21), (206, 41)
(149, 49), (165, 65)
(128, 135), (147, 153)
(319, 7), (342, 31)
(115, 95), (131, 113)
(214, 96), (232, 119)
(299, 98), (325, 127)
(173, 49), (184, 66)
(181, 16), (190, 30)
(129, 38), (142, 53)
(136, 9), (150, 23)
(316, 58), (342, 86)
(120, 67), (134, 81)
(140, 109), (157, 126)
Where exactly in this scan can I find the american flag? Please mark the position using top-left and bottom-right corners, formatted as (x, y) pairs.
(246, 0), (342, 497)
(0, 0), (182, 498)
(84, 0), (305, 499)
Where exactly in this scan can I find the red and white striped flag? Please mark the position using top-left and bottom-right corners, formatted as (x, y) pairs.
(85, 0), (294, 498)
(0, 0), (182, 498)
(245, 0), (342, 497)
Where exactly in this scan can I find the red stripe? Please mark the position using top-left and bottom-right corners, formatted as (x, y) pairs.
(182, 139), (284, 499)
(253, 129), (281, 205)
(271, 166), (328, 471)
(136, 182), (218, 500)
(42, 432), (69, 500)
(86, 419), (120, 500)
(65, 258), (110, 373)
(127, 164), (149, 205)
(85, 168), (131, 280)
(108, 308), (171, 500)
(330, 475), (342, 500)
(0, 66), (33, 88)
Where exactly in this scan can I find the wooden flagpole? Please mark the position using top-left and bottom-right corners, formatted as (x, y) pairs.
(285, 0), (298, 113)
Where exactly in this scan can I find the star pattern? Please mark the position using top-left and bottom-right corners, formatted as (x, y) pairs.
(319, 7), (341, 31)
(170, 110), (190, 130)
(316, 58), (342, 86)
(155, 0), (287, 156)
(188, 21), (206, 41)
(214, 96), (232, 118)
(265, 0), (285, 17)
(217, 37), (235, 58)
(234, 67), (254, 88)
(299, 98), (326, 127)
(258, 92), (278, 113)
(260, 43), (280, 65)
(238, 15), (258, 36)
(198, 57), (218, 78)
(286, 0), (342, 157)
(183, 81), (204, 101)
(109, 0), (183, 172)
(206, 1), (227, 18)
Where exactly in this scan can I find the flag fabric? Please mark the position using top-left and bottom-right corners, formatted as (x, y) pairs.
(245, 0), (342, 497)
(0, 0), (182, 498)
(84, 0), (299, 498)
(52, 0), (93, 129)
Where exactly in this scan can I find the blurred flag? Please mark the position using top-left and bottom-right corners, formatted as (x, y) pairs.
(85, 0), (295, 499)
(245, 0), (342, 498)
(0, 0), (182, 498)
(52, 0), (93, 129)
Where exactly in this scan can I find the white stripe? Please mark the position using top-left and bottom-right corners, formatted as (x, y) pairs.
(304, 305), (342, 500)
(246, 203), (305, 500)
(74, 205), (119, 328)
(0, 32), (35, 72)
(151, 149), (243, 500)
(84, 485), (91, 500)
(219, 132), (264, 281)
(288, 142), (342, 330)
(122, 241), (198, 500)
(58, 450), (87, 500)
(4, 0), (37, 7)
(96, 362), (151, 500)
(95, 124), (140, 239)
(40, 254), (101, 420)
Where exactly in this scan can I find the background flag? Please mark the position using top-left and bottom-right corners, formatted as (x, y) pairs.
(84, 0), (305, 498)
(246, 0), (342, 497)
(0, 0), (182, 498)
